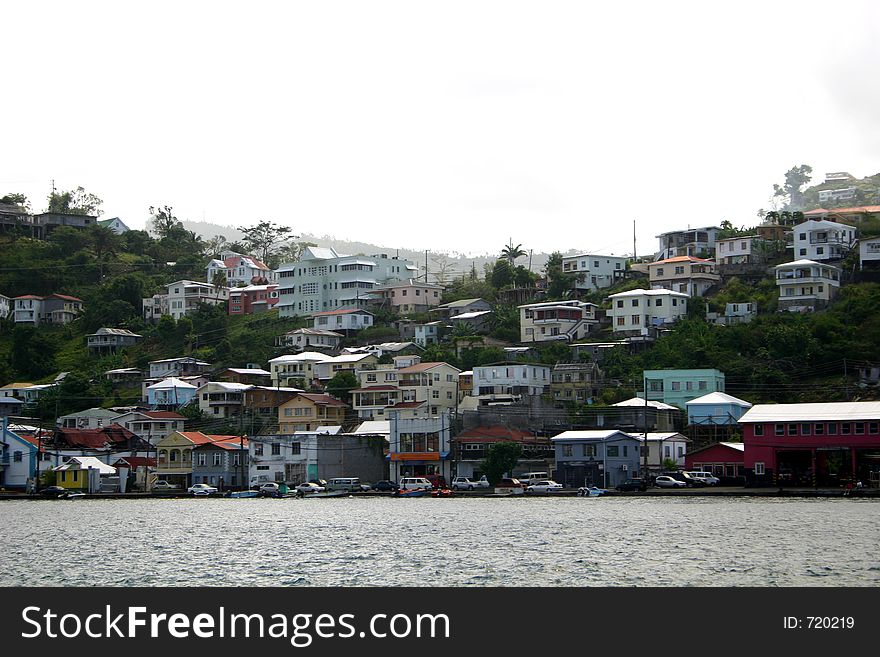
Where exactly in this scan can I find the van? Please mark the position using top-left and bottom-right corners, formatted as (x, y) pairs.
(399, 477), (432, 491)
(685, 471), (720, 486)
(517, 472), (550, 486)
(326, 477), (364, 492)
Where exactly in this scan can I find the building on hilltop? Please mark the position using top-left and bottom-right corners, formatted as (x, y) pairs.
(560, 253), (627, 291)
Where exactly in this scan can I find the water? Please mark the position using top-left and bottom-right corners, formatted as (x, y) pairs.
(1, 497), (878, 586)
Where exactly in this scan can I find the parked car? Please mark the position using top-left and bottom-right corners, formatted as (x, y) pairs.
(326, 477), (365, 492)
(152, 480), (179, 491)
(496, 477), (525, 488)
(399, 477), (433, 491)
(685, 471), (721, 486)
(615, 478), (647, 492)
(474, 475), (491, 488)
(526, 480), (563, 493)
(654, 475), (687, 488)
(38, 485), (67, 497)
(372, 480), (399, 492)
(451, 477), (477, 491)
(517, 472), (551, 487)
(187, 483), (219, 495)
(577, 485), (607, 497)
(309, 479), (328, 488)
(259, 482), (281, 495)
(296, 482), (325, 494)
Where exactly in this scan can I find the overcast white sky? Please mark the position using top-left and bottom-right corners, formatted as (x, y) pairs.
(3, 1), (879, 258)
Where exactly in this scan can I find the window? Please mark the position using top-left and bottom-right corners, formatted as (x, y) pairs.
(788, 423), (798, 436)
(674, 266), (685, 275)
(754, 424), (764, 436)
(623, 446), (628, 457)
(13, 451), (22, 462)
(432, 390), (439, 399)
(854, 422), (865, 435)
(671, 381), (680, 391)
(655, 298), (663, 306)
(197, 453), (206, 466)
(841, 423), (851, 435)
(664, 445), (670, 457)
(656, 268), (664, 276)
(254, 443), (264, 456)
(562, 445), (573, 457)
(291, 442), (301, 455)
(774, 424), (784, 436)
(754, 462), (765, 475)
(827, 422), (838, 435)
(616, 300), (624, 308)
(631, 299), (639, 307)
(814, 423), (824, 435)
(677, 445), (684, 457)
(582, 444), (596, 457)
(631, 315), (640, 324)
(617, 317), (625, 326)
(698, 381), (707, 390)
(801, 423), (811, 435)
(606, 445), (619, 457)
(272, 443), (281, 455)
(212, 453), (222, 466)
(870, 422), (879, 434)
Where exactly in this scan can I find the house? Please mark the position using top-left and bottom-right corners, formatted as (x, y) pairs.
(414, 321), (445, 347)
(197, 382), (251, 418)
(569, 341), (628, 363)
(431, 298), (492, 321)
(278, 393), (350, 432)
(630, 432), (690, 473)
(550, 362), (603, 405)
(276, 246), (417, 317)
(0, 424), (39, 489)
(217, 368), (273, 386)
(111, 455), (156, 492)
(268, 352), (328, 388)
(0, 395), (24, 417)
(707, 302), (757, 326)
(775, 260), (841, 312)
(560, 253), (627, 291)
(388, 411), (453, 483)
(715, 236), (764, 265)
(472, 363), (550, 397)
(0, 293), (10, 319)
(192, 437), (249, 490)
(148, 357), (213, 379)
(32, 212), (98, 238)
(686, 392), (753, 426)
(53, 456), (117, 492)
(144, 280), (228, 321)
(155, 431), (233, 488)
(249, 430), (385, 487)
(111, 410), (186, 446)
(312, 353), (379, 383)
(451, 425), (553, 480)
(103, 367), (143, 383)
(343, 342), (423, 359)
(97, 217), (130, 234)
(648, 256), (720, 297)
(656, 226), (720, 260)
(859, 237), (880, 271)
(519, 300), (598, 343)
(791, 219), (856, 261)
(643, 369), (726, 410)
(449, 310), (493, 334)
(206, 252), (273, 287)
(228, 284), (279, 315)
(146, 377), (199, 409)
(0, 382), (56, 406)
(458, 371), (473, 399)
(684, 442), (745, 480)
(275, 328), (343, 352)
(243, 385), (303, 425)
(50, 424), (150, 461)
(803, 205), (880, 226)
(551, 430), (642, 488)
(352, 360), (461, 421)
(13, 294), (83, 325)
(58, 407), (120, 430)
(312, 308), (374, 335)
(738, 401), (880, 487)
(370, 279), (443, 313)
(86, 328), (143, 354)
(606, 289), (689, 336)
(609, 397), (682, 432)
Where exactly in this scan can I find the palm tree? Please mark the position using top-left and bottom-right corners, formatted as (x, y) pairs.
(501, 240), (527, 265)
(88, 224), (120, 280)
(211, 270), (228, 304)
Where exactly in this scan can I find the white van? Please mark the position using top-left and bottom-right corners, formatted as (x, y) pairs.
(517, 472), (550, 487)
(684, 471), (720, 486)
(326, 477), (364, 492)
(399, 477), (433, 491)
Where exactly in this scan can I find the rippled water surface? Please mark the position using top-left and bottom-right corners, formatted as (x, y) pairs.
(1, 497), (878, 586)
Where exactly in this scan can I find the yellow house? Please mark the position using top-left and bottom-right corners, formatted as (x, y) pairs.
(155, 431), (233, 487)
(278, 393), (350, 432)
(53, 457), (116, 491)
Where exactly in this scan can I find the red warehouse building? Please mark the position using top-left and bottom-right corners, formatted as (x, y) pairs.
(739, 402), (880, 487)
(684, 441), (744, 480)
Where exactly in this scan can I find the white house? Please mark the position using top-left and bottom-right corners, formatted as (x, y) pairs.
(312, 308), (374, 334)
(112, 410), (186, 446)
(630, 432), (690, 472)
(707, 302), (757, 326)
(370, 279), (443, 313)
(268, 352), (329, 387)
(58, 407), (120, 430)
(312, 353), (378, 383)
(388, 412), (453, 483)
(860, 237), (880, 270)
(606, 289), (689, 335)
(648, 256), (720, 297)
(656, 226), (720, 260)
(775, 259), (841, 311)
(274, 328), (343, 352)
(352, 360), (460, 420)
(197, 382), (251, 418)
(686, 391), (753, 426)
(165, 280), (229, 319)
(206, 251), (273, 287)
(149, 357), (213, 379)
(561, 253), (627, 291)
(472, 363), (550, 397)
(791, 219), (856, 261)
(0, 294), (10, 320)
(0, 425), (37, 489)
(275, 246), (417, 317)
(97, 217), (130, 234)
(519, 300), (598, 343)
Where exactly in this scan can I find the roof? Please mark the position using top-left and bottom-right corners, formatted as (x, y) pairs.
(352, 420), (391, 435)
(318, 354), (375, 364)
(551, 430), (635, 442)
(775, 259), (841, 270)
(147, 377), (198, 390)
(225, 368), (271, 376)
(54, 424), (137, 449)
(630, 432), (690, 443)
(613, 397), (679, 411)
(58, 407), (120, 420)
(200, 438), (249, 451)
(176, 431), (236, 445)
(685, 441), (745, 457)
(686, 392), (753, 407)
(141, 411), (185, 419)
(49, 294), (83, 302)
(312, 308), (374, 317)
(104, 367), (142, 375)
(149, 357), (212, 365)
(397, 361), (459, 374)
(804, 205), (880, 215)
(454, 426), (538, 442)
(285, 328), (344, 337)
(113, 456), (157, 468)
(53, 457), (116, 474)
(437, 298), (487, 308)
(607, 289), (690, 299)
(200, 382), (252, 391)
(293, 393), (348, 407)
(352, 385), (400, 393)
(652, 255), (714, 264)
(450, 310), (493, 320)
(739, 402), (880, 423)
(518, 300), (597, 309)
(269, 352), (330, 363)
(91, 328), (142, 337)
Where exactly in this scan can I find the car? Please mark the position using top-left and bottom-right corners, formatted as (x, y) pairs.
(518, 472), (551, 487)
(187, 483), (219, 495)
(474, 475), (491, 488)
(38, 486), (67, 497)
(615, 478), (647, 492)
(654, 475), (687, 488)
(496, 477), (525, 488)
(259, 482), (281, 495)
(526, 480), (564, 493)
(577, 485), (608, 497)
(295, 482), (325, 494)
(451, 477), (477, 491)
(399, 477), (433, 491)
(372, 480), (399, 492)
(309, 479), (328, 488)
(152, 480), (179, 491)
(685, 471), (721, 486)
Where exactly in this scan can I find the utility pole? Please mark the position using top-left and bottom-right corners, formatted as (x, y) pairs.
(633, 219), (637, 261)
(643, 375), (649, 481)
(424, 250), (429, 283)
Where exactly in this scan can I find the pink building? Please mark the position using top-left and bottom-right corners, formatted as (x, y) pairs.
(228, 284), (279, 315)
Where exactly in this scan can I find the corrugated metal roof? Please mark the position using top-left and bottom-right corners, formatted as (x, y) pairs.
(739, 402), (880, 423)
(686, 392), (752, 407)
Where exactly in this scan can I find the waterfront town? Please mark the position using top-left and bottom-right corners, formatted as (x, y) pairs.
(2, 185), (880, 497)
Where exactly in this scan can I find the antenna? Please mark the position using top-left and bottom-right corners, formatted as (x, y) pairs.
(633, 220), (637, 260)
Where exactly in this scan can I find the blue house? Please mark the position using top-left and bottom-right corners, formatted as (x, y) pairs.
(643, 368), (726, 409)
(1, 422), (38, 489)
(686, 391), (753, 426)
(146, 377), (198, 409)
(551, 429), (642, 488)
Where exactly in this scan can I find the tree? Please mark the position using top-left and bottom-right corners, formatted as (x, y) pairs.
(274, 240), (317, 266)
(87, 224), (121, 279)
(237, 220), (296, 264)
(488, 259), (514, 289)
(203, 235), (228, 258)
(326, 371), (358, 404)
(545, 251), (581, 298)
(480, 441), (522, 485)
(772, 165), (812, 211)
(501, 240), (527, 265)
(47, 186), (103, 216)
(430, 253), (456, 286)
(211, 270), (228, 303)
(149, 205), (185, 239)
(0, 193), (29, 210)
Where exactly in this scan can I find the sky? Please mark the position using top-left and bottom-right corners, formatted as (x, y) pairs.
(3, 0), (880, 258)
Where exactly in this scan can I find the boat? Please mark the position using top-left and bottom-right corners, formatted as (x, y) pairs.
(430, 488), (454, 498)
(227, 490), (259, 498)
(394, 488), (429, 498)
(577, 486), (608, 497)
(59, 492), (86, 500)
(298, 490), (350, 499)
